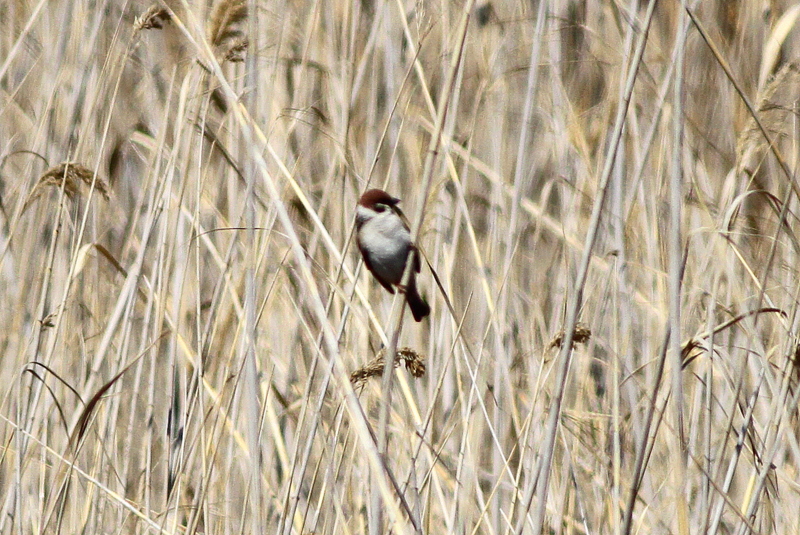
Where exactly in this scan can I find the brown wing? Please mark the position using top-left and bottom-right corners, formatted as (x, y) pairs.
(391, 204), (421, 274)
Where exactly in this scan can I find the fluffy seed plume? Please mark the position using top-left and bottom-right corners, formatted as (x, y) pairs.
(27, 163), (110, 209)
(350, 347), (426, 386)
(547, 324), (592, 351)
(736, 62), (800, 176)
(208, 0), (247, 48)
(224, 37), (248, 63)
(134, 5), (170, 32)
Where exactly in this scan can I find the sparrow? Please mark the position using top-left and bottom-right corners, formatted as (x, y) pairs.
(356, 189), (430, 322)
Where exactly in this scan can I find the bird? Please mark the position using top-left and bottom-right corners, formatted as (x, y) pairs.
(355, 189), (431, 321)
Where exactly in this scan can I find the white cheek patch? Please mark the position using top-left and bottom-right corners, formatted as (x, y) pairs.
(356, 205), (375, 224)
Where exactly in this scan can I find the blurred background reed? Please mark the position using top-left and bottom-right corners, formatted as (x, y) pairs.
(2, 0), (800, 533)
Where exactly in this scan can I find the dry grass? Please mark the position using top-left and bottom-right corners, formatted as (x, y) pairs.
(2, 0), (800, 533)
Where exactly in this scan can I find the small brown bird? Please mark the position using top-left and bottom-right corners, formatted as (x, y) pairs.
(355, 189), (430, 321)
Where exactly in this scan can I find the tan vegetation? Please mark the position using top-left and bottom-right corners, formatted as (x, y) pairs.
(2, 0), (800, 533)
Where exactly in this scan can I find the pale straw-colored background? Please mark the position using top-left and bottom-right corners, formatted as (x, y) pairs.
(1, 0), (799, 533)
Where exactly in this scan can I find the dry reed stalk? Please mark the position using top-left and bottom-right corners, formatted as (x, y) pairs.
(4, 1), (800, 533)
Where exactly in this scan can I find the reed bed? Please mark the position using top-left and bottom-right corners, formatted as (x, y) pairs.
(1, 0), (800, 533)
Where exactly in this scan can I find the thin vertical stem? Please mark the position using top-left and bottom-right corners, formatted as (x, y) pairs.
(668, 1), (689, 533)
(521, 1), (658, 532)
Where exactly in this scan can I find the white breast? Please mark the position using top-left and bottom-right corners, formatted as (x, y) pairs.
(359, 210), (412, 283)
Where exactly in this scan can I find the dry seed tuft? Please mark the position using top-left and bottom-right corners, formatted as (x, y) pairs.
(224, 37), (248, 63)
(736, 62), (800, 176)
(134, 5), (170, 32)
(208, 0), (247, 48)
(32, 163), (110, 202)
(548, 324), (592, 351)
(350, 347), (426, 385)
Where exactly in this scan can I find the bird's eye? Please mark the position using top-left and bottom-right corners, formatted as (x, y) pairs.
(375, 203), (387, 212)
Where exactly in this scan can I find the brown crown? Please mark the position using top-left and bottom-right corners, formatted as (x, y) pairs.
(358, 188), (400, 208)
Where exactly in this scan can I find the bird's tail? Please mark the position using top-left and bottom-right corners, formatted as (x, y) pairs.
(405, 277), (430, 321)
